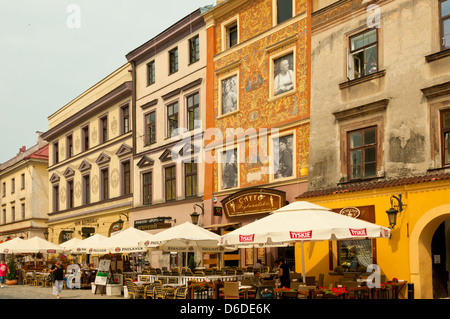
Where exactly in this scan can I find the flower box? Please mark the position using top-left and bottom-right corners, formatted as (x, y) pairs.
(106, 284), (122, 296)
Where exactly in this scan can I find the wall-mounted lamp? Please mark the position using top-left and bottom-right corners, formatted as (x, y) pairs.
(190, 203), (204, 225)
(115, 213), (129, 229)
(44, 227), (54, 240)
(386, 194), (406, 229)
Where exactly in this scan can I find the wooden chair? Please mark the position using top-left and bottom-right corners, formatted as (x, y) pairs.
(144, 283), (156, 299)
(204, 268), (214, 276)
(347, 286), (370, 299)
(168, 277), (178, 284)
(262, 279), (277, 289)
(194, 270), (205, 276)
(223, 281), (240, 299)
(305, 276), (316, 286)
(316, 273), (324, 287)
(226, 269), (237, 276)
(152, 280), (166, 299)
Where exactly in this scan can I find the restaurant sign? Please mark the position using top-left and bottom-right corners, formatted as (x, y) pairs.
(134, 217), (172, 230)
(221, 188), (286, 218)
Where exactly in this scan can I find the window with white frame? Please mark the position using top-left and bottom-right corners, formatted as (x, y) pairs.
(347, 29), (378, 80)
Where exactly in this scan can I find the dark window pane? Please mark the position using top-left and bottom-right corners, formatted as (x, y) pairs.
(365, 147), (376, 163)
(364, 127), (376, 145)
(364, 162), (377, 178)
(442, 0), (450, 17)
(277, 0), (292, 24)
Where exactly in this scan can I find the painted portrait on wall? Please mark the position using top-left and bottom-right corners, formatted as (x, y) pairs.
(222, 148), (238, 189)
(273, 134), (294, 179)
(221, 75), (238, 115)
(273, 52), (294, 96)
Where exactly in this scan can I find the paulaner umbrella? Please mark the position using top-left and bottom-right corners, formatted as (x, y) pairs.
(219, 201), (390, 283)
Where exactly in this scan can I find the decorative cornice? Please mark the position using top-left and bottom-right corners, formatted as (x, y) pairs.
(425, 49), (450, 63)
(421, 81), (450, 99)
(333, 99), (389, 122)
(41, 82), (132, 142)
(161, 78), (203, 100)
(215, 60), (241, 75)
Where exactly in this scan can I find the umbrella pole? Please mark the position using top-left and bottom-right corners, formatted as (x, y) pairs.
(301, 241), (306, 284)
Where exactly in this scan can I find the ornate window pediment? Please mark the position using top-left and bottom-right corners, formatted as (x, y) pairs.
(96, 152), (111, 166)
(116, 144), (132, 157)
(137, 155), (154, 168)
(49, 173), (60, 183)
(78, 160), (92, 172)
(63, 167), (75, 178)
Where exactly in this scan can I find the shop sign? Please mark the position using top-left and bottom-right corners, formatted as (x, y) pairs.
(75, 218), (99, 226)
(134, 217), (171, 230)
(339, 207), (360, 218)
(221, 188), (286, 217)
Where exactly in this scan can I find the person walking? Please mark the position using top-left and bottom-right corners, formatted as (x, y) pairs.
(0, 259), (8, 288)
(278, 258), (290, 288)
(50, 259), (65, 299)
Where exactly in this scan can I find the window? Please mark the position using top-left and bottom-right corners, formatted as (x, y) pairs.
(167, 102), (179, 138)
(2, 209), (5, 224)
(67, 180), (74, 209)
(169, 47), (178, 74)
(21, 173), (25, 190)
(11, 206), (15, 223)
(441, 109), (450, 165)
(53, 185), (59, 212)
(101, 168), (109, 200)
(67, 134), (73, 158)
(122, 105), (130, 134)
(83, 174), (90, 205)
(11, 178), (15, 194)
(145, 111), (156, 145)
(53, 141), (59, 165)
(2, 182), (5, 197)
(441, 0), (450, 50)
(142, 172), (152, 205)
(187, 92), (200, 131)
(226, 22), (238, 49)
(100, 115), (108, 143)
(147, 60), (155, 85)
(338, 239), (373, 271)
(21, 203), (25, 220)
(185, 162), (197, 198)
(122, 161), (131, 195)
(348, 29), (378, 80)
(82, 125), (89, 152)
(165, 165), (176, 201)
(189, 35), (200, 64)
(348, 127), (377, 180)
(276, 0), (293, 24)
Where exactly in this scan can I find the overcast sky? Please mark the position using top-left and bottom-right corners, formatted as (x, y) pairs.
(0, 0), (214, 163)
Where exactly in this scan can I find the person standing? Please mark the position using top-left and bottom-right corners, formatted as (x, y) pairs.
(50, 259), (65, 299)
(278, 258), (290, 288)
(0, 260), (8, 288)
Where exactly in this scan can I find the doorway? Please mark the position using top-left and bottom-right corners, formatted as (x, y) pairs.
(431, 220), (449, 298)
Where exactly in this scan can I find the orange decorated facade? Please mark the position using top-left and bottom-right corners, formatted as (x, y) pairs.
(202, 0), (311, 268)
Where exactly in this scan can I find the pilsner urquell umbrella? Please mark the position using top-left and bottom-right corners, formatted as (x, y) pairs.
(89, 227), (155, 254)
(219, 201), (391, 283)
(12, 236), (64, 254)
(0, 237), (25, 254)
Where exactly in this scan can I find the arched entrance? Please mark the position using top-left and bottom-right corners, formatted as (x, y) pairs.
(410, 205), (450, 299)
(431, 219), (449, 298)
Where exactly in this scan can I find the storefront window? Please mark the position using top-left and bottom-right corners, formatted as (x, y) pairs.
(338, 239), (372, 271)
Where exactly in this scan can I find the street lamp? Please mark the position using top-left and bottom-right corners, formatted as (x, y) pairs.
(386, 194), (405, 229)
(115, 213), (129, 230)
(190, 203), (204, 225)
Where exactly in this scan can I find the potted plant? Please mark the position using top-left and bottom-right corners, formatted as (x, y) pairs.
(5, 259), (17, 285)
(189, 280), (208, 299)
(188, 255), (196, 272)
(317, 286), (348, 299)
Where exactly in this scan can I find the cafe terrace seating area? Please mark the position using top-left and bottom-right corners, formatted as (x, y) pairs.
(120, 266), (407, 300)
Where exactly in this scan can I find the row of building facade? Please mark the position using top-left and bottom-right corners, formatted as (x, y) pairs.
(1, 0), (449, 298)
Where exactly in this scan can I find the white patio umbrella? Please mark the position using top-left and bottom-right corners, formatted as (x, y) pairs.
(59, 237), (83, 252)
(12, 236), (64, 254)
(0, 237), (25, 254)
(141, 221), (231, 265)
(219, 201), (391, 283)
(89, 227), (154, 254)
(71, 233), (108, 254)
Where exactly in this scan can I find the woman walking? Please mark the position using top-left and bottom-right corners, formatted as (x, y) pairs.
(50, 259), (65, 299)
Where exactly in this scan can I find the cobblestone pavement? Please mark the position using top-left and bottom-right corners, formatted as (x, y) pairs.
(0, 284), (124, 299)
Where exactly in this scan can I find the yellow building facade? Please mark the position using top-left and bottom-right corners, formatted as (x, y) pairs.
(0, 135), (49, 241)
(41, 63), (133, 246)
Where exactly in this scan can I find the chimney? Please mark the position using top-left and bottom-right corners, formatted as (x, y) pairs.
(19, 146), (26, 153)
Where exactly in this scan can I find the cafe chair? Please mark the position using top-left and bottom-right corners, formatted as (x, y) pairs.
(124, 278), (145, 299)
(223, 281), (245, 299)
(175, 286), (188, 299)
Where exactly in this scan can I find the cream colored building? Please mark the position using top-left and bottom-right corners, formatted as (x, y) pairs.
(0, 133), (49, 241)
(126, 8), (208, 267)
(41, 63), (133, 245)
